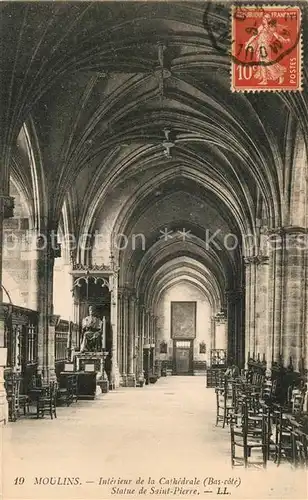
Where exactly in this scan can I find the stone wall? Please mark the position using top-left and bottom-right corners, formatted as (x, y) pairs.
(156, 281), (211, 368)
(2, 181), (31, 307)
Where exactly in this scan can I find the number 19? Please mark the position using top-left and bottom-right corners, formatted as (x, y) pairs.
(14, 477), (25, 485)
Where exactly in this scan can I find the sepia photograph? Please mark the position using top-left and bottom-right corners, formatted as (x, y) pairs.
(0, 1), (307, 499)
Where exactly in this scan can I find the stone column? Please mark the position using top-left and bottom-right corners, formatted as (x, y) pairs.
(305, 256), (308, 402)
(211, 316), (216, 351)
(154, 316), (160, 373)
(214, 313), (227, 351)
(71, 274), (80, 349)
(117, 291), (123, 375)
(145, 310), (150, 344)
(144, 310), (151, 383)
(226, 289), (244, 367)
(29, 228), (60, 382)
(137, 305), (145, 384)
(282, 229), (306, 370)
(127, 294), (136, 386)
(110, 271), (120, 388)
(0, 194), (14, 424)
(209, 316), (215, 367)
(150, 314), (155, 374)
(134, 298), (139, 378)
(267, 230), (284, 368)
(48, 314), (60, 379)
(244, 257), (257, 364)
(121, 291), (128, 386)
(149, 313), (153, 343)
(255, 255), (269, 361)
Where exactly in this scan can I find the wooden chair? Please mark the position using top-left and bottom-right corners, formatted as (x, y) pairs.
(57, 376), (73, 407)
(230, 403), (268, 469)
(37, 382), (57, 419)
(215, 383), (233, 428)
(18, 393), (30, 416)
(273, 407), (293, 466)
(292, 390), (305, 415)
(291, 428), (308, 468)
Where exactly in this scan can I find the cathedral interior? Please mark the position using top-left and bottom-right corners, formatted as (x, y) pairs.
(1, 1), (308, 493)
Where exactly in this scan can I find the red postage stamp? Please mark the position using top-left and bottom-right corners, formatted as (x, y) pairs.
(231, 5), (302, 92)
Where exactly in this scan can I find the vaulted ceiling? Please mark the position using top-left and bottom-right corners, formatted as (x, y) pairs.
(2, 1), (308, 311)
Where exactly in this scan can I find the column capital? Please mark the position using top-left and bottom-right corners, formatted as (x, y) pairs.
(225, 288), (243, 303)
(243, 256), (258, 266)
(266, 226), (308, 237)
(244, 255), (269, 266)
(256, 255), (269, 265)
(265, 226), (308, 250)
(49, 314), (60, 327)
(129, 293), (137, 304)
(213, 311), (227, 324)
(118, 287), (129, 299)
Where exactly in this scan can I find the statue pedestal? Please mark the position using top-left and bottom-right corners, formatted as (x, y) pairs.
(74, 352), (108, 398)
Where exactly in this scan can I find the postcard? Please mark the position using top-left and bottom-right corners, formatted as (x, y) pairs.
(0, 1), (307, 500)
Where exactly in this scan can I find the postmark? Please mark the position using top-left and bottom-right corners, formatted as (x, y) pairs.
(231, 5), (302, 92)
(203, 2), (230, 56)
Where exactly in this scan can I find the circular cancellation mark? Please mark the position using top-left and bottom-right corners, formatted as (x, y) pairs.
(203, 1), (301, 67)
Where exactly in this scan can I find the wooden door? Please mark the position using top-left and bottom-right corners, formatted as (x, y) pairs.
(174, 340), (193, 375)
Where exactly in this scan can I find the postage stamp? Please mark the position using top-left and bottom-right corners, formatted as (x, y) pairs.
(231, 5), (302, 92)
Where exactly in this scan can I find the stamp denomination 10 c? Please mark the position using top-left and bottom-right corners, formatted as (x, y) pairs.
(231, 5), (302, 92)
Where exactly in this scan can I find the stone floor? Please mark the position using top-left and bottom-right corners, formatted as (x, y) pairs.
(2, 376), (307, 500)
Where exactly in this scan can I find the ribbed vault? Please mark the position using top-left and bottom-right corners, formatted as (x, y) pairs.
(1, 1), (307, 233)
(145, 257), (221, 311)
(1, 1), (308, 377)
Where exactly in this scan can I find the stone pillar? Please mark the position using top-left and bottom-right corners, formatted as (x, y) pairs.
(137, 305), (145, 384)
(150, 314), (155, 374)
(267, 230), (284, 368)
(282, 229), (306, 370)
(305, 263), (308, 400)
(48, 314), (60, 378)
(255, 256), (270, 361)
(226, 289), (244, 367)
(121, 291), (128, 386)
(110, 271), (120, 388)
(127, 294), (136, 387)
(145, 310), (150, 344)
(211, 316), (216, 351)
(214, 313), (227, 351)
(117, 291), (123, 375)
(0, 194), (14, 424)
(29, 228), (60, 382)
(244, 255), (269, 365)
(244, 257), (257, 364)
(71, 274), (80, 349)
(134, 298), (139, 378)
(209, 316), (215, 367)
(263, 227), (308, 373)
(149, 313), (153, 343)
(144, 310), (151, 383)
